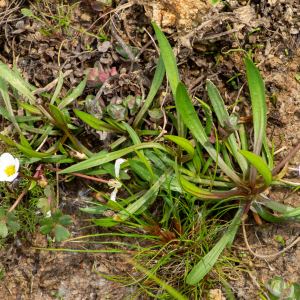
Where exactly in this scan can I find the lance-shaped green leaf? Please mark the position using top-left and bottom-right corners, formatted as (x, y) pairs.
(252, 203), (294, 223)
(50, 70), (63, 105)
(17, 101), (42, 115)
(59, 142), (174, 174)
(152, 22), (184, 138)
(0, 62), (54, 121)
(245, 58), (267, 185)
(165, 135), (195, 161)
(0, 133), (15, 146)
(105, 118), (126, 132)
(179, 175), (246, 200)
(74, 110), (124, 133)
(176, 82), (248, 189)
(133, 54), (165, 128)
(206, 80), (249, 176)
(187, 204), (245, 285)
(14, 137), (63, 158)
(57, 77), (87, 109)
(48, 104), (82, 152)
(238, 150), (271, 188)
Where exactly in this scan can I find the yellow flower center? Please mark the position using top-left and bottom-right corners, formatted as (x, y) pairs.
(4, 165), (16, 177)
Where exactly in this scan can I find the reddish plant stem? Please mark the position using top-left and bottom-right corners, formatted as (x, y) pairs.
(18, 173), (41, 181)
(7, 170), (42, 214)
(44, 166), (109, 183)
(8, 185), (30, 213)
(240, 198), (252, 221)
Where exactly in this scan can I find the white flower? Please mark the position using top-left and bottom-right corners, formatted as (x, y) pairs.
(0, 153), (19, 182)
(108, 158), (127, 201)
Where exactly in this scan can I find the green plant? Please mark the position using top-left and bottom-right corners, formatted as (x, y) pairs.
(55, 23), (300, 288)
(21, 1), (106, 41)
(2, 20), (300, 298)
(51, 291), (64, 300)
(267, 276), (300, 300)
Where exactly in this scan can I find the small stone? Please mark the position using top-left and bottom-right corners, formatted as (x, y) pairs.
(15, 21), (25, 30)
(81, 12), (92, 22)
(292, 139), (299, 146)
(0, 0), (6, 8)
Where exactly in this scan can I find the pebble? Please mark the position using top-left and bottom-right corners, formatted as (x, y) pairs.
(292, 139), (298, 146)
(0, 0), (6, 8)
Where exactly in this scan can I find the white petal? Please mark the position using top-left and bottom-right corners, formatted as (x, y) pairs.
(14, 158), (20, 172)
(0, 169), (8, 181)
(110, 189), (117, 202)
(115, 158), (127, 179)
(0, 153), (16, 167)
(6, 172), (18, 182)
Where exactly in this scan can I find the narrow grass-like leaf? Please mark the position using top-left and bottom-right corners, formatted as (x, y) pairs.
(59, 142), (174, 174)
(32, 125), (54, 148)
(245, 58), (267, 185)
(239, 150), (272, 188)
(180, 175), (246, 200)
(176, 82), (248, 189)
(187, 205), (245, 285)
(132, 262), (188, 300)
(207, 80), (249, 176)
(57, 77), (87, 109)
(74, 110), (123, 133)
(262, 135), (273, 170)
(134, 151), (154, 186)
(50, 70), (63, 105)
(123, 122), (141, 145)
(15, 142), (58, 158)
(152, 23), (184, 138)
(117, 169), (172, 221)
(0, 62), (54, 121)
(0, 77), (21, 133)
(133, 54), (165, 128)
(165, 135), (195, 161)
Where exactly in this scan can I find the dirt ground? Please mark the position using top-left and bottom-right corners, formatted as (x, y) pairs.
(1, 0), (300, 299)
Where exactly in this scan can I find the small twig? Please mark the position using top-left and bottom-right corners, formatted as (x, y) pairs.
(111, 16), (139, 72)
(44, 166), (109, 183)
(58, 40), (66, 67)
(242, 221), (300, 258)
(144, 27), (160, 54)
(135, 36), (157, 61)
(32, 70), (72, 95)
(123, 14), (140, 48)
(273, 146), (287, 156)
